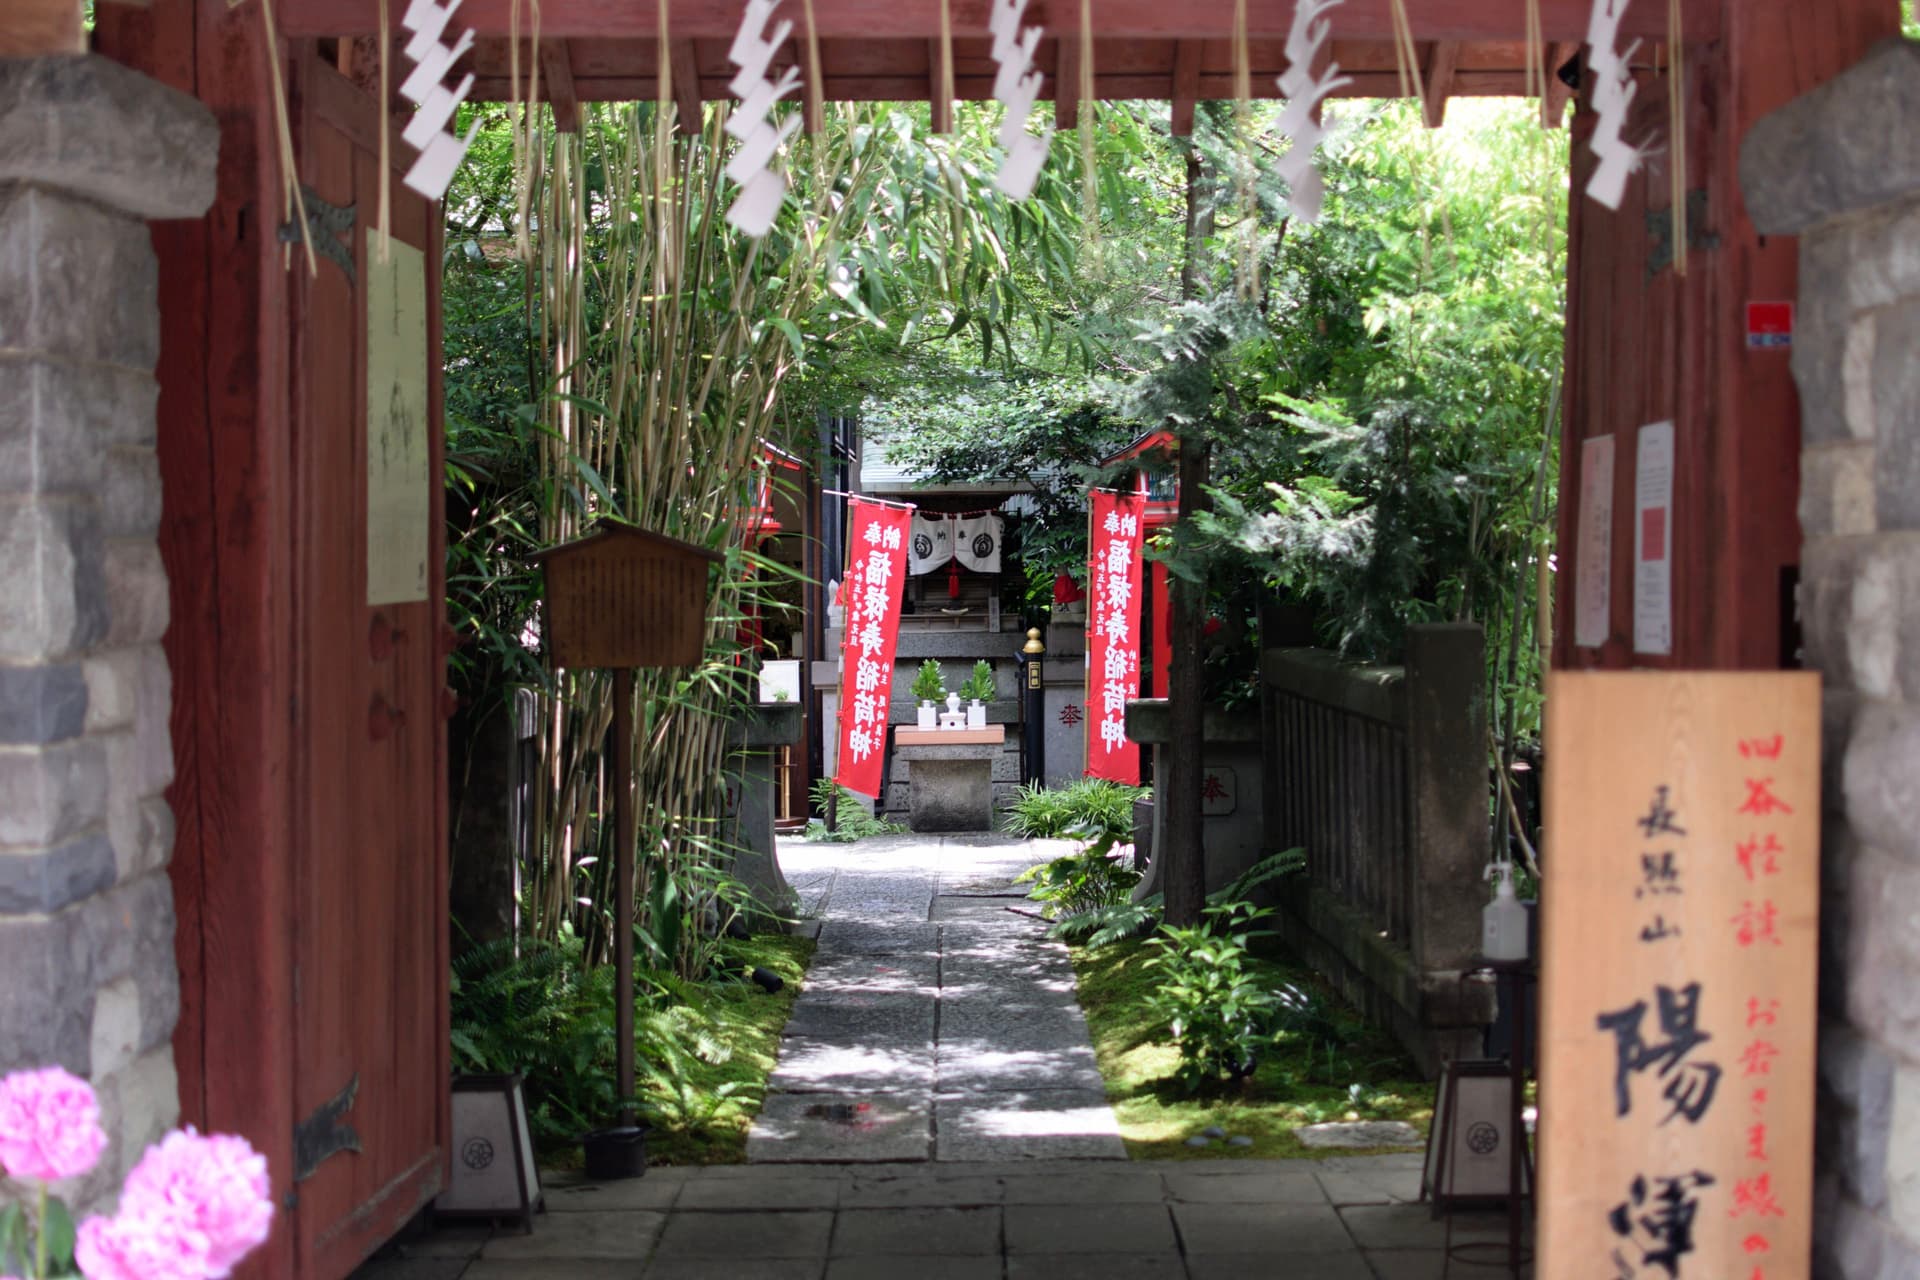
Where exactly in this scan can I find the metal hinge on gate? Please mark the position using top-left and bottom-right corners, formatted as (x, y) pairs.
(293, 1073), (363, 1182)
(278, 184), (358, 286)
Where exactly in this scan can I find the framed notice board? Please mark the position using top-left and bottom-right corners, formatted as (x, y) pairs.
(1540, 672), (1820, 1280)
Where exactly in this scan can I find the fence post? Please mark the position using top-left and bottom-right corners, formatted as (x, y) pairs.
(1406, 624), (1488, 975)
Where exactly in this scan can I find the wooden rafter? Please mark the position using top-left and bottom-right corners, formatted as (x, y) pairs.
(541, 39), (580, 131)
(285, 0), (1724, 44)
(669, 38), (702, 131)
(1053, 31), (1079, 130)
(1, 0), (84, 56)
(1169, 39), (1200, 137)
(1544, 39), (1580, 126)
(1420, 40), (1459, 127)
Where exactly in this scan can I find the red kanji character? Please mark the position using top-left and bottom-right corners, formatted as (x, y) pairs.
(1058, 703), (1083, 727)
(1741, 1040), (1781, 1078)
(1737, 834), (1784, 880)
(1730, 1173), (1786, 1219)
(1740, 735), (1785, 760)
(1200, 774), (1228, 802)
(1751, 1087), (1770, 1109)
(1739, 778), (1795, 816)
(1744, 1234), (1772, 1254)
(1749, 1269), (1767, 1280)
(1732, 900), (1783, 947)
(1747, 1122), (1769, 1161)
(1747, 998), (1780, 1030)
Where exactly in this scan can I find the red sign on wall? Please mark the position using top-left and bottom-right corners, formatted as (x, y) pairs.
(834, 499), (912, 799)
(1086, 489), (1145, 784)
(1746, 301), (1795, 350)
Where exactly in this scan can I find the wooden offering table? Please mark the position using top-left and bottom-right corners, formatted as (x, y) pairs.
(893, 725), (1005, 833)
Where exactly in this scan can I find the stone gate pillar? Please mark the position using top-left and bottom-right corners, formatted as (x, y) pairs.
(0, 55), (215, 1207)
(1742, 38), (1920, 1279)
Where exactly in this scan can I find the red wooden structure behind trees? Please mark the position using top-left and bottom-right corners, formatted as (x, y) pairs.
(37, 0), (1897, 1274)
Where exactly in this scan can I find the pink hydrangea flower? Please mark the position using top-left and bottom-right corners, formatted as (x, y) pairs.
(74, 1213), (200, 1280)
(0, 1066), (107, 1182)
(103, 1128), (275, 1279)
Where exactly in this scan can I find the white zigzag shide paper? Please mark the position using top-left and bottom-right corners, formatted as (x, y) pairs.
(398, 0), (481, 201)
(724, 0), (801, 237)
(1272, 0), (1353, 224)
(1584, 0), (1645, 211)
(987, 0), (1052, 200)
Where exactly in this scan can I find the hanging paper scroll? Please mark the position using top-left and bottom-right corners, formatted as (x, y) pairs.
(1085, 490), (1145, 785)
(1539, 671), (1820, 1280)
(833, 499), (913, 799)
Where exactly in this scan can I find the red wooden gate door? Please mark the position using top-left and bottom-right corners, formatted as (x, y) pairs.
(286, 55), (449, 1277)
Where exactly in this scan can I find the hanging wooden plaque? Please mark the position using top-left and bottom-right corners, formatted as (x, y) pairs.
(1539, 671), (1820, 1280)
(530, 522), (722, 669)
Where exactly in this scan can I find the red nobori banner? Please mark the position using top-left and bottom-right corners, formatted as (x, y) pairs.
(1086, 489), (1145, 785)
(833, 499), (912, 799)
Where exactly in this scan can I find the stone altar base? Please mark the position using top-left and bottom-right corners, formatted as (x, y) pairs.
(894, 727), (1005, 833)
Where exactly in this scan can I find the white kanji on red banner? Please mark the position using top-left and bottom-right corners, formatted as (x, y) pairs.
(833, 499), (912, 799)
(1085, 490), (1145, 784)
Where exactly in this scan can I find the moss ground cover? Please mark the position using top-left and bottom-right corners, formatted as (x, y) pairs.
(641, 933), (815, 1165)
(1070, 936), (1434, 1160)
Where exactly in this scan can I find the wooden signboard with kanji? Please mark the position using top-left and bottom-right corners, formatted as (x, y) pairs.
(530, 521), (721, 669)
(1540, 672), (1820, 1280)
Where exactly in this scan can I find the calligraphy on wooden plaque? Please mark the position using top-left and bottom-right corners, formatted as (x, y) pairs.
(530, 522), (722, 670)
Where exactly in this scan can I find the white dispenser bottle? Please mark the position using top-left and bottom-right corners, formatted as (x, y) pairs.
(1481, 862), (1529, 962)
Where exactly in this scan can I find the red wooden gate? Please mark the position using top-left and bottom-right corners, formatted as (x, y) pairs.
(285, 55), (450, 1277)
(97, 8), (450, 1276)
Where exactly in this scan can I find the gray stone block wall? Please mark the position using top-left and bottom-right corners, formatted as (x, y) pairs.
(0, 55), (216, 1209)
(1743, 38), (1920, 1279)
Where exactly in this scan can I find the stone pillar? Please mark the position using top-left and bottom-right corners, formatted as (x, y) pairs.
(0, 56), (216, 1207)
(1742, 39), (1920, 1279)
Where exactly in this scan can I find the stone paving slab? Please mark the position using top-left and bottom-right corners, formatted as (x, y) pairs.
(780, 991), (936, 1043)
(644, 1260), (824, 1280)
(477, 1211), (664, 1259)
(931, 1089), (1127, 1162)
(1171, 1203), (1355, 1256)
(814, 920), (941, 956)
(749, 1092), (933, 1163)
(1003, 1203), (1179, 1254)
(768, 1036), (937, 1094)
(1186, 1255), (1374, 1280)
(1006, 1256), (1191, 1280)
(651, 1209), (834, 1259)
(804, 953), (939, 994)
(468, 1263), (642, 1280)
(827, 1259), (999, 1280)
(830, 1206), (1002, 1256)
(934, 1043), (1105, 1094)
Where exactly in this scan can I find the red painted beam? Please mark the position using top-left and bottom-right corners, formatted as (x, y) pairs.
(281, 0), (1721, 45)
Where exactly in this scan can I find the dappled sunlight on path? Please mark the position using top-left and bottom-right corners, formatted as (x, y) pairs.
(751, 833), (1124, 1162)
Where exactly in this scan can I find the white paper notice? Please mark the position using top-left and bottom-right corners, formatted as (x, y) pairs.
(366, 230), (431, 605)
(1632, 421), (1674, 655)
(1575, 435), (1615, 648)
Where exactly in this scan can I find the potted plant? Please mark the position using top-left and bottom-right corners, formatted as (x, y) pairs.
(961, 659), (994, 729)
(912, 659), (945, 729)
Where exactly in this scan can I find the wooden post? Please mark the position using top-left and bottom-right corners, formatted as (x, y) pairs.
(613, 665), (636, 1127)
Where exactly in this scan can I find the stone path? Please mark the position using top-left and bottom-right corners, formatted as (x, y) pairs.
(354, 834), (1535, 1278)
(357, 1153), (1533, 1278)
(751, 832), (1124, 1162)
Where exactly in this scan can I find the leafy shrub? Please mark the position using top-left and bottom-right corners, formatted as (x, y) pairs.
(910, 659), (946, 703)
(1005, 778), (1149, 842)
(1142, 900), (1281, 1094)
(1046, 847), (1305, 948)
(1016, 830), (1142, 920)
(959, 659), (995, 703)
(803, 779), (907, 843)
